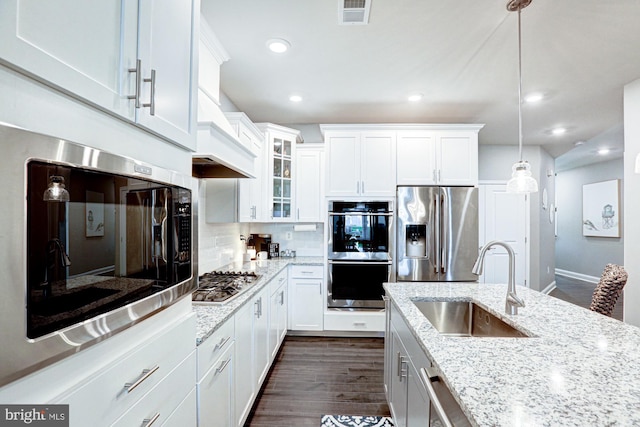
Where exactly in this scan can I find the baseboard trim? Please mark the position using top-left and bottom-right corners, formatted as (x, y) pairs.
(555, 268), (599, 284)
(541, 281), (557, 295)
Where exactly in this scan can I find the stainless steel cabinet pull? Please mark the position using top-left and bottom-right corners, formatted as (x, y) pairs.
(214, 357), (232, 376)
(142, 69), (156, 115)
(297, 208), (300, 220)
(438, 170), (441, 182)
(255, 300), (260, 317)
(127, 59), (141, 108)
(419, 368), (454, 427)
(259, 297), (263, 317)
(213, 336), (231, 353)
(124, 365), (159, 393)
(362, 181), (365, 194)
(433, 169), (437, 182)
(142, 413), (160, 427)
(280, 290), (285, 305)
(356, 181), (360, 194)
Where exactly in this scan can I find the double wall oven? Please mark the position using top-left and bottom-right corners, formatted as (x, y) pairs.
(327, 201), (394, 309)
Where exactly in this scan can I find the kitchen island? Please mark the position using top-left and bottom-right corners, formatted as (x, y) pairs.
(384, 282), (640, 426)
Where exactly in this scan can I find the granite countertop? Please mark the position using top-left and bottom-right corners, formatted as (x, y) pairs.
(384, 282), (640, 427)
(193, 257), (324, 345)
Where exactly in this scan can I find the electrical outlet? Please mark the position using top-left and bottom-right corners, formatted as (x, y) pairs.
(285, 231), (293, 240)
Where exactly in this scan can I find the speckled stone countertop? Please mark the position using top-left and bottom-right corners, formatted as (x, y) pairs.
(193, 257), (324, 345)
(384, 282), (640, 427)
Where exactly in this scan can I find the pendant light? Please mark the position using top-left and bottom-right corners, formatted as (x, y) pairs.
(506, 0), (539, 194)
(43, 175), (70, 202)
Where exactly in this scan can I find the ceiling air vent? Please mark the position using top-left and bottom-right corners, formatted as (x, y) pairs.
(339, 0), (371, 25)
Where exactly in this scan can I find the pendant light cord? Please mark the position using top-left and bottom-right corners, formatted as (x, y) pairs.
(517, 6), (524, 163)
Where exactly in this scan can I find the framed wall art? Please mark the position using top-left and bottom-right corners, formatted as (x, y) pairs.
(582, 179), (620, 238)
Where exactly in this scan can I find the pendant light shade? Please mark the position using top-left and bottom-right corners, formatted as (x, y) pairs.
(43, 175), (70, 202)
(506, 0), (538, 194)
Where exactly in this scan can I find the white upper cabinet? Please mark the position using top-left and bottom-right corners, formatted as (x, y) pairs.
(257, 123), (301, 221)
(295, 144), (325, 222)
(396, 125), (483, 186)
(322, 126), (396, 198)
(0, 0), (198, 150)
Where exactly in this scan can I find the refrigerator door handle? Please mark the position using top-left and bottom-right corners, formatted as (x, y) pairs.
(434, 190), (441, 275)
(441, 188), (449, 274)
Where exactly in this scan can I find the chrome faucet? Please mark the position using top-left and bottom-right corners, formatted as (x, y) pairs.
(472, 240), (525, 315)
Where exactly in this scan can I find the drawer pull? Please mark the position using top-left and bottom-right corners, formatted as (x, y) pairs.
(124, 365), (159, 394)
(213, 336), (231, 353)
(214, 357), (232, 376)
(142, 412), (161, 427)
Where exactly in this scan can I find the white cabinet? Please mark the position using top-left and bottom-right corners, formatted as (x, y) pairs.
(397, 128), (481, 186)
(197, 343), (234, 427)
(234, 285), (270, 427)
(295, 144), (325, 222)
(257, 123), (301, 221)
(197, 318), (234, 427)
(288, 265), (324, 331)
(0, 0), (197, 150)
(323, 128), (396, 197)
(269, 270), (288, 361)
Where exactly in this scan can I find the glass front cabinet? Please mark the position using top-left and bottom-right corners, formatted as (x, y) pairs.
(257, 123), (301, 221)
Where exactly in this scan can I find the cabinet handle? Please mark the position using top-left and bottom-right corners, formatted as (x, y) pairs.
(127, 59), (141, 108)
(362, 181), (365, 194)
(259, 297), (263, 317)
(255, 300), (260, 318)
(213, 336), (231, 353)
(438, 170), (441, 182)
(297, 208), (300, 220)
(252, 206), (256, 219)
(433, 169), (437, 182)
(419, 368), (454, 427)
(214, 357), (232, 376)
(280, 290), (285, 306)
(124, 365), (159, 394)
(142, 413), (161, 427)
(142, 69), (156, 116)
(356, 181), (360, 194)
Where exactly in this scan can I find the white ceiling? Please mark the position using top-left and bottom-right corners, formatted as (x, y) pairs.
(201, 0), (640, 165)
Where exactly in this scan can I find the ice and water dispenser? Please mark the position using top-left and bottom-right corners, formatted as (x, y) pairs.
(404, 224), (427, 258)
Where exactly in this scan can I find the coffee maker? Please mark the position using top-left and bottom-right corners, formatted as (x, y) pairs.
(251, 234), (272, 258)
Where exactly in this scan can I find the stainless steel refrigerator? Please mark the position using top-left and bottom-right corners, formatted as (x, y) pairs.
(396, 186), (478, 281)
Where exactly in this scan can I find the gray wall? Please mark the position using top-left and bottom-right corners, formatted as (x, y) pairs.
(556, 158), (624, 278)
(478, 144), (556, 291)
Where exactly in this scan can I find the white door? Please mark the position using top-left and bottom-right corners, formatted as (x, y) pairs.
(296, 147), (323, 222)
(289, 279), (323, 331)
(360, 132), (396, 196)
(437, 132), (478, 186)
(479, 184), (529, 287)
(396, 131), (437, 185)
(137, 0), (196, 149)
(0, 0), (138, 119)
(326, 133), (360, 196)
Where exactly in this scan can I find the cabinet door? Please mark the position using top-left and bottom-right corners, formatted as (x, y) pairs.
(137, 0), (197, 150)
(269, 284), (287, 361)
(198, 344), (234, 427)
(396, 131), (437, 185)
(296, 147), (324, 222)
(389, 330), (408, 427)
(234, 302), (255, 427)
(437, 132), (478, 185)
(268, 132), (295, 220)
(254, 289), (271, 387)
(0, 0), (137, 120)
(360, 132), (396, 196)
(239, 140), (264, 222)
(289, 278), (324, 331)
(326, 133), (360, 197)
(406, 362), (430, 427)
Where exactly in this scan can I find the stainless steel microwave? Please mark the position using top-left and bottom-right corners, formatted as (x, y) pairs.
(0, 124), (196, 387)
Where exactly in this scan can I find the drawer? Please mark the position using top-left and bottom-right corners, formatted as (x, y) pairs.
(162, 388), (197, 427)
(112, 351), (196, 427)
(57, 313), (196, 427)
(324, 311), (385, 332)
(196, 317), (234, 381)
(289, 265), (323, 279)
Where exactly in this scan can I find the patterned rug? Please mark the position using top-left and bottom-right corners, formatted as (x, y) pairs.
(321, 415), (394, 427)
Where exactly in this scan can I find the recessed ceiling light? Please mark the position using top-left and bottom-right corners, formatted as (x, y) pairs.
(267, 38), (290, 53)
(551, 127), (567, 136)
(574, 141), (585, 146)
(408, 94), (423, 102)
(598, 148), (610, 155)
(289, 95), (303, 103)
(524, 92), (544, 103)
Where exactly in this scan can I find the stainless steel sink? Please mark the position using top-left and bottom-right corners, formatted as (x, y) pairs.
(413, 300), (530, 337)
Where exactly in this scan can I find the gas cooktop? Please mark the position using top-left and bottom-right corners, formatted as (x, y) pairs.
(192, 271), (260, 303)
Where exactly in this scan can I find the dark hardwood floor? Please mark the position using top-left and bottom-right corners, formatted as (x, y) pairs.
(549, 274), (624, 321)
(244, 336), (390, 427)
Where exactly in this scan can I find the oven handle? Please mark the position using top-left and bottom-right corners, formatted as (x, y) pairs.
(328, 260), (392, 265)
